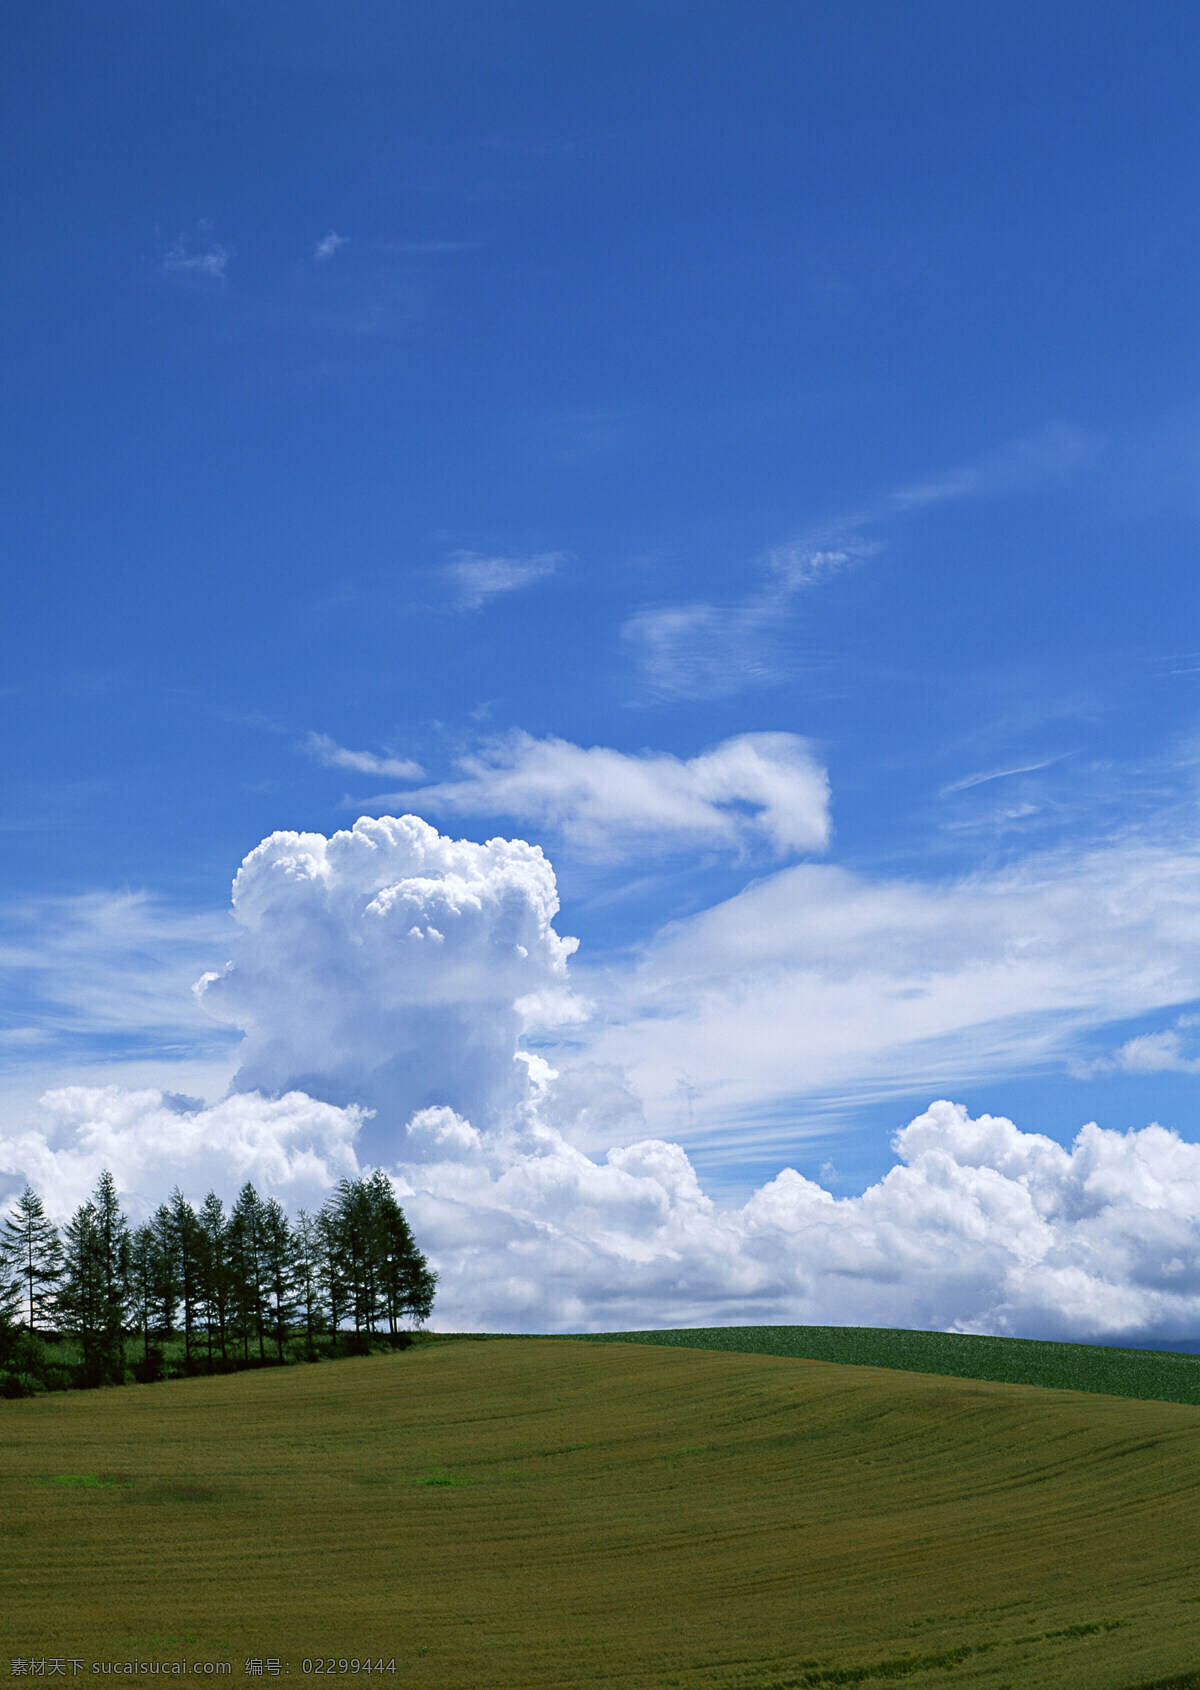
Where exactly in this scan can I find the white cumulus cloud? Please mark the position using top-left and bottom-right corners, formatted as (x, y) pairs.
(378, 731), (831, 858)
(197, 814), (579, 1153)
(5, 1078), (1200, 1344)
(390, 1098), (1200, 1343)
(1074, 1015), (1200, 1077)
(1, 804), (1199, 1347)
(1, 1086), (364, 1223)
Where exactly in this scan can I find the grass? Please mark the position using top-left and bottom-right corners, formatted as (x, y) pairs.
(578, 1324), (1200, 1405)
(2, 1336), (1199, 1687)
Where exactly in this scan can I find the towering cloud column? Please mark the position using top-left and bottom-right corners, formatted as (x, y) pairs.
(198, 814), (578, 1158)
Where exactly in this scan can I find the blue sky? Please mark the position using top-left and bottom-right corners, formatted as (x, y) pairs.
(3, 3), (1200, 1335)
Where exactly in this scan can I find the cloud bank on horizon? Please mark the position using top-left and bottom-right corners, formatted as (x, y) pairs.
(5, 795), (1200, 1348)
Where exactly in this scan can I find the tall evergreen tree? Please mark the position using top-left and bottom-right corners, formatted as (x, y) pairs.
(260, 1198), (295, 1361)
(0, 1266), (19, 1373)
(126, 1223), (159, 1368)
(92, 1170), (130, 1329)
(365, 1170), (437, 1332)
(1, 1185), (63, 1332)
(57, 1201), (107, 1385)
(229, 1182), (268, 1362)
(56, 1172), (130, 1385)
(197, 1191), (231, 1364)
(290, 1209), (325, 1360)
(149, 1201), (182, 1343)
(0, 1243), (20, 1334)
(316, 1200), (350, 1353)
(167, 1189), (203, 1366)
(326, 1178), (379, 1337)
(317, 1176), (436, 1345)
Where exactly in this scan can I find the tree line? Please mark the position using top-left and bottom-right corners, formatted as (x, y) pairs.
(0, 1171), (436, 1393)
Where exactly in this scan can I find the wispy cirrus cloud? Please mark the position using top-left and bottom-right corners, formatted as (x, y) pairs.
(892, 422), (1097, 511)
(939, 757), (1065, 796)
(624, 422), (1099, 701)
(313, 231), (348, 261)
(578, 832), (1200, 1157)
(621, 603), (778, 700)
(0, 889), (239, 1124)
(303, 731), (423, 781)
(446, 549), (564, 611)
(159, 224), (231, 282)
(763, 539), (874, 589)
(622, 536), (874, 701)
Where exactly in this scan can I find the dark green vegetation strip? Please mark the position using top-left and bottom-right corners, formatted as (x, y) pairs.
(1119, 1675), (1200, 1690)
(577, 1323), (1200, 1404)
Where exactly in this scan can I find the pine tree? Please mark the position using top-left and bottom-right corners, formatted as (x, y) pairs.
(0, 1206), (26, 1369)
(0, 1247), (20, 1334)
(197, 1192), (231, 1365)
(260, 1198), (295, 1361)
(365, 1170), (437, 1333)
(325, 1178), (379, 1339)
(150, 1201), (182, 1344)
(316, 1200), (351, 1353)
(0, 1289), (18, 1379)
(86, 1170), (130, 1383)
(317, 1175), (436, 1347)
(167, 1189), (203, 1368)
(92, 1170), (130, 1330)
(229, 1183), (268, 1362)
(126, 1223), (159, 1370)
(57, 1200), (108, 1386)
(1, 1186), (63, 1332)
(56, 1173), (131, 1386)
(290, 1209), (325, 1360)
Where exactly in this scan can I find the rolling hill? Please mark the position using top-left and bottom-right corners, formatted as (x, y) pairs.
(2, 1336), (1198, 1688)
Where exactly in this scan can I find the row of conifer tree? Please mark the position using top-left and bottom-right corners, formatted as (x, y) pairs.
(0, 1170), (436, 1390)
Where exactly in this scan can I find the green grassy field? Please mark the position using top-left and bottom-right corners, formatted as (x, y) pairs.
(578, 1324), (1200, 1404)
(3, 1337), (1199, 1689)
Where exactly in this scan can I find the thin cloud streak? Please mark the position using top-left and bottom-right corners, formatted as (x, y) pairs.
(624, 422), (1100, 702)
(940, 758), (1064, 795)
(446, 550), (564, 611)
(622, 539), (875, 701)
(303, 731), (423, 781)
(160, 228), (231, 282)
(892, 422), (1097, 511)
